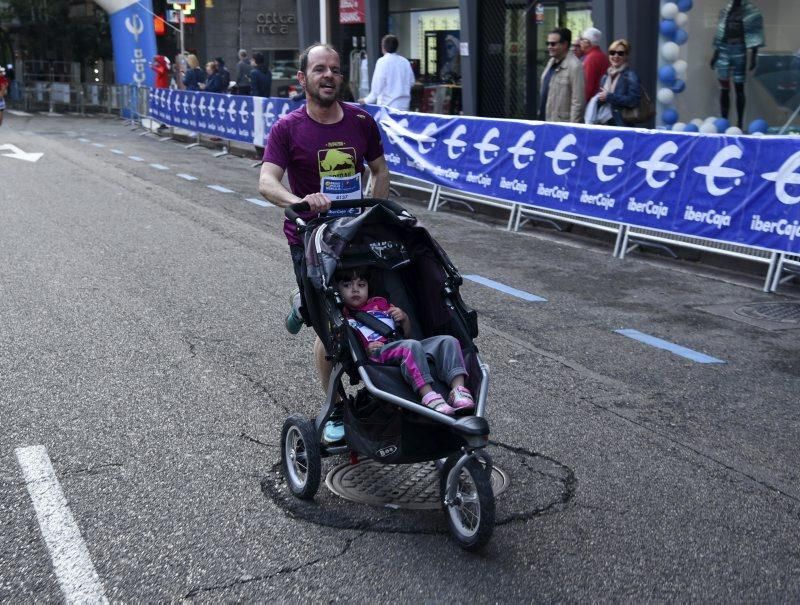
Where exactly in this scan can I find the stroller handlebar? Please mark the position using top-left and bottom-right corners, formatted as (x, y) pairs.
(284, 197), (408, 225)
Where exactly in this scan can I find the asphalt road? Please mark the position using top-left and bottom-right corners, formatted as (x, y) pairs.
(1, 111), (799, 601)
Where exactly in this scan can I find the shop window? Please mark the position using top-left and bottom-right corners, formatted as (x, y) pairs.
(666, 0), (800, 132)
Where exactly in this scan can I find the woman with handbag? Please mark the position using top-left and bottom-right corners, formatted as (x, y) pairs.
(596, 39), (643, 127)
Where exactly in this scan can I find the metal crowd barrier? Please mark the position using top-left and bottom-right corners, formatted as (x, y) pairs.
(27, 82), (789, 295)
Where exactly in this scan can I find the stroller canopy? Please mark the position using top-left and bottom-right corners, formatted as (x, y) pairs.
(304, 204), (457, 293)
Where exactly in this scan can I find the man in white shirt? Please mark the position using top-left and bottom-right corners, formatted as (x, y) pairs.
(358, 34), (416, 110)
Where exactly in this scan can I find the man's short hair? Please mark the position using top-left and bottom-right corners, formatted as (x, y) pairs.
(253, 52), (265, 66)
(382, 34), (399, 54)
(549, 27), (572, 46)
(238, 49), (247, 58)
(299, 43), (339, 74)
(582, 27), (602, 46)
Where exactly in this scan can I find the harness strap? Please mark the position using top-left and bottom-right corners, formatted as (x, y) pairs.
(351, 310), (399, 340)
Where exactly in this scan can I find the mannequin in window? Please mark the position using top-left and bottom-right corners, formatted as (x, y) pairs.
(710, 0), (764, 129)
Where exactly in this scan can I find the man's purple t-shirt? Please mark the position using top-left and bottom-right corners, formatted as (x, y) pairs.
(262, 102), (384, 246)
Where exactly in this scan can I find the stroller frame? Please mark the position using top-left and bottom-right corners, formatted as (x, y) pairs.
(280, 198), (496, 550)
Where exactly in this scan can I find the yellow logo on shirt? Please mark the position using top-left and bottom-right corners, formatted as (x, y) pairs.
(318, 147), (356, 178)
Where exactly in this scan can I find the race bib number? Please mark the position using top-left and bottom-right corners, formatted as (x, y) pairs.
(322, 174), (363, 216)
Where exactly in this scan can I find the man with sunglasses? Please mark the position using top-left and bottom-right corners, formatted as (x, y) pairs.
(539, 27), (585, 123)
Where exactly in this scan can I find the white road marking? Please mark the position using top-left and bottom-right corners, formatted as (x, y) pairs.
(177, 173), (198, 181)
(0, 143), (44, 162)
(78, 138), (90, 143)
(110, 149), (125, 155)
(128, 156), (144, 162)
(15, 446), (109, 604)
(92, 143), (106, 148)
(39, 112), (63, 117)
(208, 185), (234, 193)
(246, 197), (273, 207)
(149, 163), (169, 170)
(7, 109), (33, 116)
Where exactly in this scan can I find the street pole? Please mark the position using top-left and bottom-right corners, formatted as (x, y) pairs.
(179, 7), (185, 56)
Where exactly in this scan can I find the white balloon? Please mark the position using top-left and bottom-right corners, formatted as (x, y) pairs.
(725, 126), (743, 135)
(705, 116), (718, 124)
(690, 118), (704, 127)
(673, 59), (688, 78)
(752, 131), (765, 137)
(700, 122), (718, 133)
(675, 12), (689, 28)
(661, 42), (680, 62)
(661, 2), (679, 19)
(657, 88), (675, 105)
(672, 122), (687, 131)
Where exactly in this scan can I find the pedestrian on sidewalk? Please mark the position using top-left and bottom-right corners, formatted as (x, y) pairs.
(539, 27), (585, 123)
(234, 49), (252, 95)
(581, 27), (610, 103)
(182, 54), (206, 91)
(358, 34), (415, 110)
(0, 67), (8, 127)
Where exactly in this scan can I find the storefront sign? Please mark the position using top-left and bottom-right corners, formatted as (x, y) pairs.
(256, 12), (296, 34)
(339, 0), (365, 24)
(241, 0), (298, 49)
(535, 3), (544, 24)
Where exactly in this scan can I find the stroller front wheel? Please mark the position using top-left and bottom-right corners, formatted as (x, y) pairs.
(440, 454), (495, 551)
(281, 415), (321, 500)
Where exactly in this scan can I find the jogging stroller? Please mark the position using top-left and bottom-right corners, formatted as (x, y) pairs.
(279, 198), (495, 550)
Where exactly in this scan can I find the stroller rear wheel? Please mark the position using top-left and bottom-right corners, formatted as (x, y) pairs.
(281, 415), (321, 500)
(440, 454), (495, 551)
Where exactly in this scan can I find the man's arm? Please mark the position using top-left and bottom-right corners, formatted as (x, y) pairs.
(360, 57), (385, 105)
(366, 155), (390, 199)
(258, 161), (332, 211)
(258, 162), (298, 208)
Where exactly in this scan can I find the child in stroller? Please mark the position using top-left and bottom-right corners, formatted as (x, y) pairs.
(335, 266), (475, 416)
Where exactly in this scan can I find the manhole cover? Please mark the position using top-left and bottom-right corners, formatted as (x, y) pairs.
(734, 302), (800, 324)
(325, 460), (510, 510)
(261, 441), (574, 534)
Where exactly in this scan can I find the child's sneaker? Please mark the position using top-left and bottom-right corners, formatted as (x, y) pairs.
(447, 386), (475, 411)
(421, 391), (457, 416)
(285, 289), (303, 334)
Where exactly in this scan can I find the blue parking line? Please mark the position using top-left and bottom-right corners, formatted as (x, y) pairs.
(246, 197), (273, 207)
(614, 329), (725, 364)
(463, 275), (547, 302)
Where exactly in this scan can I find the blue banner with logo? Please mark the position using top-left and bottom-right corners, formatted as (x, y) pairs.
(149, 90), (800, 253)
(106, 0), (157, 88)
(149, 89), (298, 145)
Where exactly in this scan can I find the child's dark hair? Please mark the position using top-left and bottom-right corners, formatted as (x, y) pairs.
(333, 266), (371, 284)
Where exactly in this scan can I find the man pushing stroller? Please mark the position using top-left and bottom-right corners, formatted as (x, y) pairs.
(257, 43), (390, 443)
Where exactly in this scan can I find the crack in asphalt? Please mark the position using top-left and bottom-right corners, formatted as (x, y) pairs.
(235, 371), (292, 415)
(239, 432), (278, 449)
(183, 532), (362, 598)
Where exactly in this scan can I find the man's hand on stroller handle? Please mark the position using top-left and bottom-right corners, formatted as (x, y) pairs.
(302, 192), (332, 213)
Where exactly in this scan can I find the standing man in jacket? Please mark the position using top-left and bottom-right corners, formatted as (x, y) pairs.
(580, 27), (610, 102)
(539, 28), (585, 123)
(358, 34), (415, 110)
(234, 49), (252, 95)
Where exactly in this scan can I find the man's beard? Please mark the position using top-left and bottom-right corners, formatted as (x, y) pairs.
(306, 80), (338, 107)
